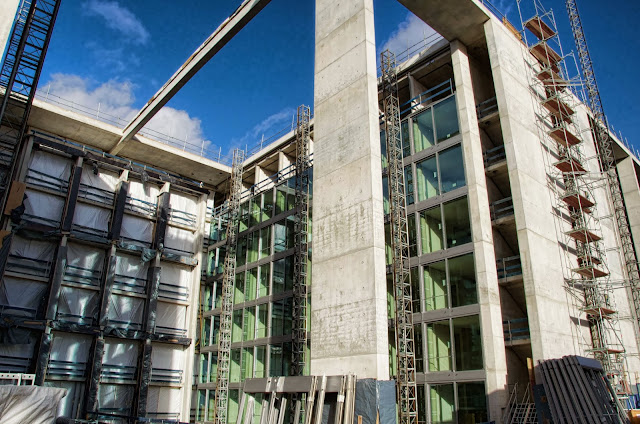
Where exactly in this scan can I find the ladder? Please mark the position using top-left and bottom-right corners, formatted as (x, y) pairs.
(380, 49), (418, 424)
(291, 104), (311, 376)
(0, 0), (60, 207)
(214, 148), (245, 424)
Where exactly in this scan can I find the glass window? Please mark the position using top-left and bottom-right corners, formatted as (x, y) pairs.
(242, 347), (254, 379)
(239, 202), (249, 232)
(385, 224), (393, 266)
(426, 320), (451, 372)
(249, 197), (261, 227)
(443, 197), (471, 248)
(271, 299), (292, 337)
(274, 221), (287, 253)
(382, 176), (390, 215)
(430, 384), (455, 424)
(404, 165), (414, 206)
(269, 343), (291, 377)
(234, 273), (244, 304)
(408, 214), (417, 257)
(262, 190), (274, 221)
(439, 145), (465, 193)
(201, 315), (211, 347)
(434, 96), (459, 142)
(259, 227), (271, 259)
(273, 258), (285, 294)
(449, 254), (477, 307)
(414, 323), (424, 372)
(255, 347), (266, 378)
(424, 260), (447, 311)
(232, 310), (243, 343)
(247, 231), (259, 264)
(258, 264), (269, 298)
(413, 109), (434, 152)
(243, 307), (255, 341)
(380, 130), (388, 170)
(416, 156), (438, 202)
(411, 267), (420, 312)
(453, 315), (483, 371)
(236, 237), (247, 267)
(457, 382), (488, 424)
(420, 206), (443, 254)
(401, 120), (410, 158)
(256, 304), (268, 338)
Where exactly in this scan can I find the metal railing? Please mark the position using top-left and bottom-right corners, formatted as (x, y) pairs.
(503, 318), (531, 342)
(496, 255), (523, 281)
(490, 197), (515, 221)
(476, 96), (499, 120)
(483, 145), (506, 168)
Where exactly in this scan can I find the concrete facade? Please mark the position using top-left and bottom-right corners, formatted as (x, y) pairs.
(311, 0), (389, 379)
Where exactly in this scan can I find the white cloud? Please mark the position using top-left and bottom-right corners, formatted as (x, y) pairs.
(83, 0), (150, 45)
(378, 13), (438, 57)
(229, 107), (296, 151)
(41, 73), (211, 152)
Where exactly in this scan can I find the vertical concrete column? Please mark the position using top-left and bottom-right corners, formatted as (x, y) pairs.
(0, 0), (20, 60)
(451, 40), (507, 421)
(311, 0), (389, 379)
(484, 18), (574, 364)
(181, 192), (208, 420)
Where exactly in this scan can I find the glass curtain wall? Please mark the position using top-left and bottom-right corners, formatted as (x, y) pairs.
(198, 171), (311, 422)
(381, 92), (487, 423)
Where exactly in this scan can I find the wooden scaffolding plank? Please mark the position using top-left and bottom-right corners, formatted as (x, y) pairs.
(524, 16), (556, 40)
(549, 127), (580, 147)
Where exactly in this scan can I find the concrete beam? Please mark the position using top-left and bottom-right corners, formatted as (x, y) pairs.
(110, 0), (271, 155)
(397, 0), (490, 48)
(0, 0), (20, 60)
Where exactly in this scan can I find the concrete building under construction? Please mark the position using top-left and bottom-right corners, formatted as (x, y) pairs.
(0, 0), (639, 423)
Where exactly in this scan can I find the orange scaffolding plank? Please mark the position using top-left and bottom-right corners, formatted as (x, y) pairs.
(562, 192), (594, 209)
(566, 228), (601, 243)
(573, 266), (608, 278)
(549, 127), (580, 147)
(530, 42), (561, 73)
(583, 306), (617, 317)
(554, 156), (586, 174)
(524, 16), (556, 40)
(537, 68), (566, 85)
(543, 95), (574, 119)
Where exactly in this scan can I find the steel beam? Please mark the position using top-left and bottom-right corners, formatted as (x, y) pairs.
(110, 0), (271, 155)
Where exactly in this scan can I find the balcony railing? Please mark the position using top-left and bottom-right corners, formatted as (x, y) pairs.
(483, 145), (506, 169)
(490, 197), (515, 221)
(503, 318), (530, 343)
(496, 255), (523, 281)
(476, 96), (499, 120)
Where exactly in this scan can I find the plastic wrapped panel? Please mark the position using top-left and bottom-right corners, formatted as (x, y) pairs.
(107, 294), (144, 330)
(65, 243), (104, 287)
(26, 150), (71, 192)
(57, 286), (98, 325)
(164, 226), (195, 255)
(121, 215), (153, 246)
(71, 203), (111, 239)
(23, 190), (65, 227)
(159, 262), (191, 301)
(0, 277), (47, 318)
(146, 386), (182, 420)
(155, 301), (187, 336)
(7, 236), (55, 279)
(79, 166), (118, 206)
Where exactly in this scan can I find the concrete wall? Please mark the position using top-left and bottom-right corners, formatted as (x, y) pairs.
(310, 0), (389, 379)
(451, 40), (507, 421)
(0, 0), (19, 61)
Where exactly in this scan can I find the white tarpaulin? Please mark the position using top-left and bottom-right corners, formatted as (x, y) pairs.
(114, 252), (148, 292)
(27, 150), (71, 190)
(98, 384), (134, 416)
(65, 243), (104, 286)
(24, 189), (65, 224)
(156, 301), (187, 335)
(121, 215), (153, 245)
(50, 332), (91, 363)
(8, 236), (55, 278)
(151, 344), (184, 370)
(0, 332), (36, 372)
(160, 262), (191, 298)
(80, 166), (118, 191)
(58, 286), (98, 324)
(147, 386), (182, 420)
(170, 191), (198, 215)
(103, 339), (138, 367)
(72, 203), (111, 237)
(107, 294), (144, 329)
(165, 225), (195, 254)
(0, 277), (47, 317)
(0, 386), (67, 424)
(128, 179), (159, 204)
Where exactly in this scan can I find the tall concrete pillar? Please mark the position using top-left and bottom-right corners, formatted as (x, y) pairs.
(451, 40), (507, 422)
(484, 17), (574, 365)
(311, 0), (389, 379)
(0, 0), (20, 60)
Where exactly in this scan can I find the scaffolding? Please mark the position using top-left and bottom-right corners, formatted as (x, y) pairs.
(0, 0), (60, 213)
(214, 148), (245, 424)
(291, 105), (311, 377)
(517, 0), (628, 395)
(380, 50), (418, 424)
(566, 0), (640, 349)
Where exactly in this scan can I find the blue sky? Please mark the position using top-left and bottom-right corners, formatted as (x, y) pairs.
(31, 0), (640, 159)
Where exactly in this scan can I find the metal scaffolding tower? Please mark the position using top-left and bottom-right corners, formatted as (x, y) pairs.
(566, 0), (640, 347)
(380, 50), (418, 424)
(214, 148), (245, 424)
(517, 0), (628, 395)
(0, 0), (60, 210)
(291, 104), (311, 376)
